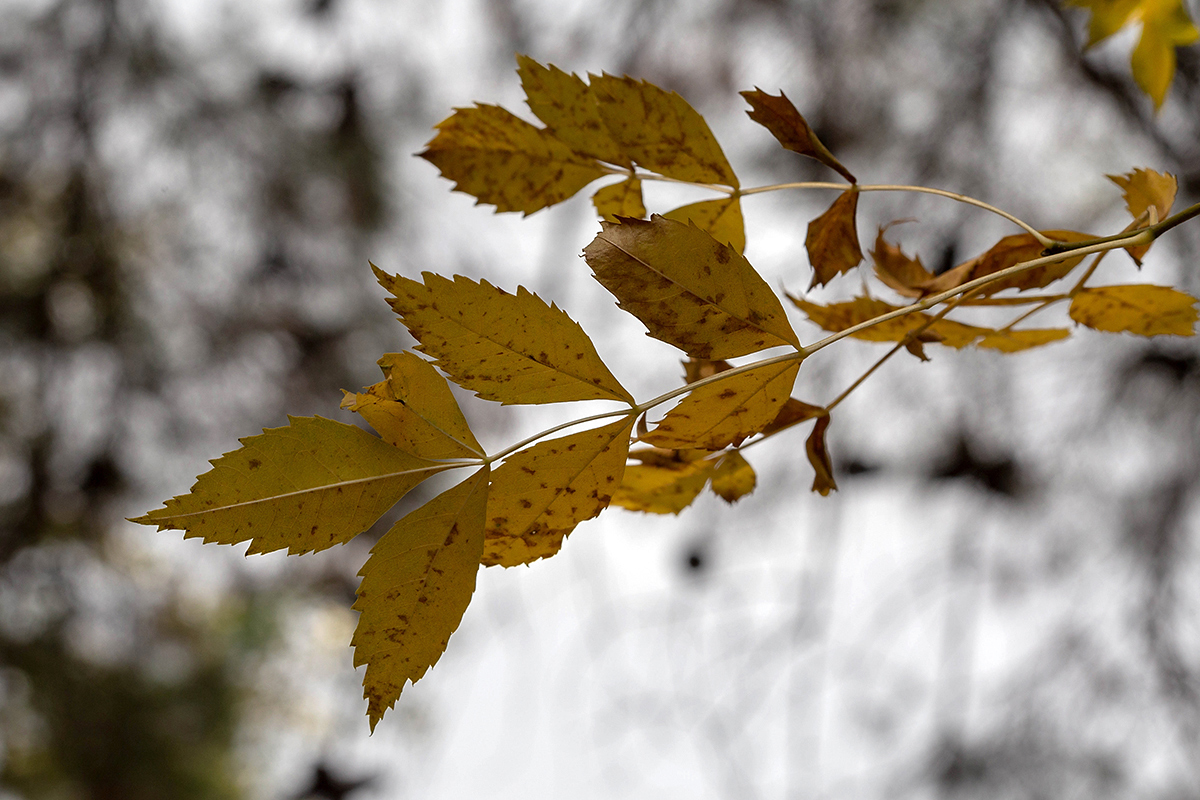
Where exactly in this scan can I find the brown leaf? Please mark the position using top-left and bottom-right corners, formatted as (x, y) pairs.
(584, 215), (800, 359)
(1108, 168), (1177, 263)
(806, 415), (837, 496)
(806, 188), (863, 289)
(683, 357), (734, 384)
(920, 231), (1093, 296)
(871, 224), (934, 298)
(760, 397), (825, 436)
(740, 89), (856, 183)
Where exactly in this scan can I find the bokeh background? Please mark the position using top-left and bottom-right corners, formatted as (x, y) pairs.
(3, 0), (1200, 798)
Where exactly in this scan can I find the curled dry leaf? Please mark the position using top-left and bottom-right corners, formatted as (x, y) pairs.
(1108, 168), (1176, 263)
(920, 230), (1094, 296)
(806, 414), (837, 496)
(740, 88), (856, 183)
(806, 188), (863, 289)
(761, 397), (826, 436)
(871, 224), (934, 298)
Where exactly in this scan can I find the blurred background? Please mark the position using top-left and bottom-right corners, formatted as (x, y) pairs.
(2, 0), (1200, 798)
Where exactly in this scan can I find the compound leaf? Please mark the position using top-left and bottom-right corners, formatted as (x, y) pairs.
(353, 466), (489, 731)
(418, 104), (607, 215)
(483, 417), (633, 567)
(375, 267), (634, 405)
(341, 352), (484, 460)
(643, 360), (800, 450)
(806, 189), (863, 289)
(584, 215), (800, 359)
(740, 88), (856, 183)
(589, 73), (739, 187)
(132, 416), (446, 555)
(1070, 284), (1199, 336)
(664, 196), (746, 253)
(710, 451), (756, 503)
(593, 178), (646, 221)
(517, 55), (628, 166)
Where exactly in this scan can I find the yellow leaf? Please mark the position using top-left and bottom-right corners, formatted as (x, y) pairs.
(592, 178), (646, 221)
(920, 231), (1094, 295)
(516, 55), (628, 166)
(1108, 168), (1176, 263)
(806, 189), (863, 289)
(740, 88), (856, 183)
(375, 267), (634, 405)
(588, 73), (739, 188)
(871, 224), (934, 298)
(663, 196), (746, 253)
(710, 451), (756, 503)
(611, 459), (715, 515)
(584, 215), (800, 359)
(418, 104), (607, 215)
(788, 295), (984, 348)
(806, 415), (837, 496)
(643, 360), (800, 450)
(1070, 284), (1199, 336)
(353, 466), (489, 731)
(1072, 0), (1141, 44)
(975, 328), (1072, 352)
(1069, 0), (1199, 108)
(483, 417), (633, 567)
(132, 416), (445, 555)
(341, 352), (484, 460)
